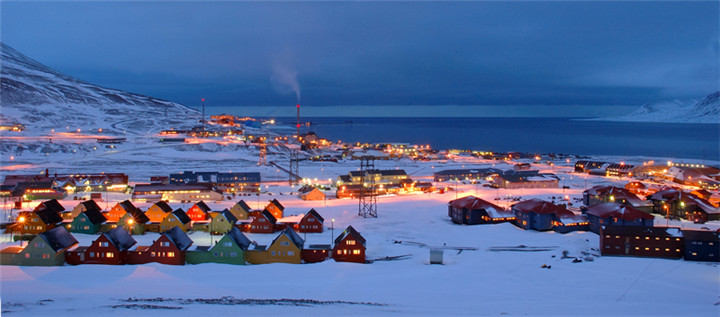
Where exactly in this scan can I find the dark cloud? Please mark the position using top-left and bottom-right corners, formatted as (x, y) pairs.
(1, 1), (717, 108)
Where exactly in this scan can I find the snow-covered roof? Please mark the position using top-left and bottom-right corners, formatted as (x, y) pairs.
(586, 202), (653, 221)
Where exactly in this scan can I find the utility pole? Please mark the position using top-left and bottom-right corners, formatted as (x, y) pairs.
(201, 98), (206, 131)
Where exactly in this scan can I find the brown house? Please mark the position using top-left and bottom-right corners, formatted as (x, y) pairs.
(127, 226), (193, 265)
(333, 225), (366, 263)
(600, 226), (683, 259)
(245, 209), (277, 233)
(66, 227), (137, 265)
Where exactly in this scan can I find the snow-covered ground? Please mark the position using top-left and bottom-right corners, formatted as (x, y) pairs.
(1, 156), (719, 316)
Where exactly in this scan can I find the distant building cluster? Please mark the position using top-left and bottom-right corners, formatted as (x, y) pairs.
(336, 169), (433, 198)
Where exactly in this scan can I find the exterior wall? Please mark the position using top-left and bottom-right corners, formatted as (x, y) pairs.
(126, 235), (185, 265)
(118, 214), (146, 235)
(3, 237), (66, 266)
(266, 204), (283, 219)
(248, 217), (275, 233)
(296, 215), (323, 233)
(553, 223), (589, 234)
(531, 213), (554, 231)
(16, 212), (53, 235)
(300, 189), (325, 201)
(161, 191), (223, 202)
(600, 232), (683, 258)
(145, 206), (170, 223)
(302, 249), (330, 263)
(245, 249), (268, 264)
(74, 235), (126, 265)
(106, 204), (128, 222)
(333, 237), (365, 263)
(684, 239), (719, 262)
(158, 214), (190, 232)
(229, 205), (249, 220)
(265, 235), (302, 264)
(587, 215), (654, 234)
(186, 241), (246, 265)
(210, 215), (235, 235)
(513, 210), (532, 230)
(187, 207), (208, 221)
(69, 213), (101, 234)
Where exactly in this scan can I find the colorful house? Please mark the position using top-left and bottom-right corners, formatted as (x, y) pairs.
(0, 226), (78, 266)
(107, 200), (141, 222)
(69, 206), (107, 234)
(154, 208), (192, 233)
(64, 200), (101, 220)
(229, 200), (252, 220)
(209, 209), (238, 235)
(294, 209), (325, 233)
(584, 202), (654, 234)
(246, 228), (304, 264)
(246, 209), (277, 233)
(600, 226), (683, 259)
(298, 185), (325, 201)
(117, 208), (150, 235)
(265, 199), (285, 219)
(12, 206), (64, 235)
(145, 201), (173, 223)
(127, 226), (193, 265)
(333, 225), (366, 263)
(582, 185), (653, 212)
(681, 229), (719, 262)
(511, 199), (574, 231)
(187, 201), (211, 221)
(66, 227), (136, 265)
(186, 227), (252, 265)
(448, 195), (514, 225)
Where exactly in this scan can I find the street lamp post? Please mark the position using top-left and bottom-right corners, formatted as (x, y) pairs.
(127, 218), (134, 235)
(17, 216), (25, 246)
(331, 219), (335, 244)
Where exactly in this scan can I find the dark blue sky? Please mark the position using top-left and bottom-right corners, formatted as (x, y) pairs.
(2, 1), (718, 110)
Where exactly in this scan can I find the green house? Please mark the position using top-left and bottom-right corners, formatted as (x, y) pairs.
(209, 209), (238, 235)
(118, 212), (148, 235)
(0, 226), (78, 266)
(186, 227), (251, 265)
(69, 207), (107, 234)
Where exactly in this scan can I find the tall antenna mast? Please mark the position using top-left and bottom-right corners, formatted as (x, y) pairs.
(201, 98), (206, 131)
(296, 104), (300, 137)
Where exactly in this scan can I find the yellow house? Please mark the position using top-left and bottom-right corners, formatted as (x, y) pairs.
(298, 185), (325, 201)
(246, 228), (304, 264)
(65, 200), (102, 220)
(229, 200), (252, 220)
(158, 209), (192, 232)
(145, 201), (173, 223)
(265, 199), (285, 219)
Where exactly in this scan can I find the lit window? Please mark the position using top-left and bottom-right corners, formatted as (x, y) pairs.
(167, 252), (175, 257)
(352, 250), (361, 255)
(107, 252), (114, 258)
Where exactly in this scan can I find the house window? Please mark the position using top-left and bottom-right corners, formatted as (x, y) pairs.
(100, 242), (109, 247)
(161, 242), (170, 247)
(287, 251), (294, 256)
(169, 218), (174, 222)
(80, 218), (86, 222)
(167, 252), (175, 257)
(352, 250), (361, 255)
(308, 218), (315, 222)
(107, 252), (114, 258)
(151, 252), (156, 257)
(271, 251), (276, 256)
(43, 254), (50, 259)
(83, 226), (89, 230)
(347, 240), (356, 245)
(90, 252), (95, 257)
(280, 241), (289, 246)
(35, 242), (45, 248)
(230, 252), (237, 257)
(223, 242), (232, 247)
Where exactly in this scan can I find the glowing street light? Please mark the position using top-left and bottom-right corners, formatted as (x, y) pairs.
(17, 216), (26, 246)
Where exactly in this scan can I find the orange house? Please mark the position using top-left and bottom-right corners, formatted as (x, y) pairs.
(265, 199), (285, 219)
(187, 201), (211, 222)
(145, 201), (173, 223)
(107, 200), (141, 222)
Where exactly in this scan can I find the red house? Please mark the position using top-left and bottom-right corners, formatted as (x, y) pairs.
(187, 201), (211, 222)
(245, 209), (277, 233)
(66, 227), (137, 265)
(333, 225), (366, 263)
(302, 244), (331, 263)
(294, 209), (325, 233)
(600, 225), (684, 259)
(127, 226), (193, 265)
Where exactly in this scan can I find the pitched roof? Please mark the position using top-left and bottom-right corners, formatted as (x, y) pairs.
(36, 199), (65, 213)
(34, 206), (64, 225)
(81, 207), (107, 225)
(334, 225), (366, 246)
(448, 195), (504, 211)
(102, 227), (137, 251)
(586, 202), (654, 221)
(272, 227), (304, 249)
(218, 209), (238, 224)
(194, 201), (211, 213)
(602, 225), (683, 238)
(126, 206), (150, 224)
(162, 226), (193, 251)
(38, 226), (78, 252)
(118, 200), (139, 213)
(305, 208), (325, 223)
(235, 200), (251, 212)
(298, 185), (318, 194)
(270, 199), (284, 211)
(259, 209), (277, 224)
(512, 199), (573, 217)
(153, 201), (173, 213)
(226, 227), (252, 250)
(79, 200), (102, 212)
(681, 229), (719, 242)
(171, 208), (191, 224)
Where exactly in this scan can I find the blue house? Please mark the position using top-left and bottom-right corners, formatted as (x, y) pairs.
(584, 202), (654, 234)
(448, 196), (513, 225)
(681, 229), (719, 262)
(512, 199), (574, 231)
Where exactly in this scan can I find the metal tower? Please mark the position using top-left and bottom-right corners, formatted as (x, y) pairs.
(290, 149), (300, 185)
(358, 156), (377, 218)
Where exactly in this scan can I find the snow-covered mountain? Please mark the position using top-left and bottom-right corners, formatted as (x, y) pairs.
(599, 91), (719, 123)
(0, 42), (198, 134)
